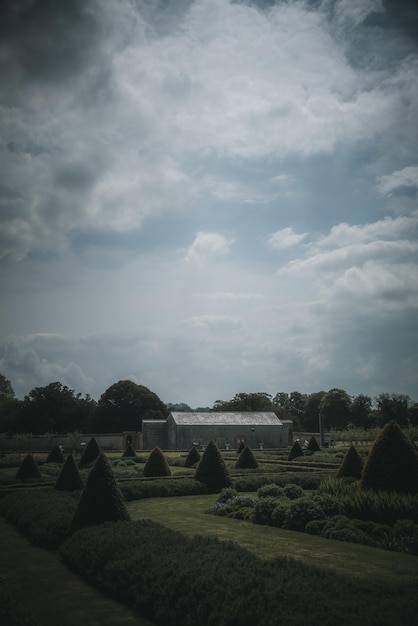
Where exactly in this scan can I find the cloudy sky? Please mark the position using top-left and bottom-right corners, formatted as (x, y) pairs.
(1, 0), (417, 408)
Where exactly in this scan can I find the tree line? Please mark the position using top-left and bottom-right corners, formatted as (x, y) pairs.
(0, 373), (416, 435)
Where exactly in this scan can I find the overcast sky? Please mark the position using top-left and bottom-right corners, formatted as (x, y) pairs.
(1, 0), (417, 408)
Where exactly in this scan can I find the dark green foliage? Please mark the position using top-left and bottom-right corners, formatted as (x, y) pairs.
(143, 447), (171, 477)
(15, 454), (41, 480)
(283, 482), (304, 499)
(337, 444), (363, 479)
(194, 440), (232, 493)
(122, 443), (137, 458)
(184, 446), (201, 468)
(120, 478), (207, 501)
(257, 483), (285, 498)
(235, 446), (258, 469)
(70, 454), (130, 534)
(307, 435), (321, 453)
(237, 441), (245, 454)
(60, 519), (418, 626)
(45, 445), (65, 464)
(0, 490), (78, 549)
(0, 575), (41, 626)
(234, 472), (323, 493)
(360, 421), (418, 493)
(288, 440), (304, 461)
(55, 454), (84, 492)
(283, 496), (324, 531)
(78, 436), (102, 469)
(253, 496), (280, 525)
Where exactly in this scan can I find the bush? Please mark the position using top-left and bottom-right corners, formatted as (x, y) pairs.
(55, 454), (84, 492)
(217, 487), (239, 503)
(361, 421), (418, 493)
(70, 454), (130, 534)
(15, 455), (41, 481)
(283, 497), (324, 531)
(235, 446), (258, 469)
(237, 441), (245, 454)
(283, 483), (304, 500)
(45, 445), (65, 464)
(393, 519), (418, 555)
(312, 493), (345, 517)
(336, 444), (363, 479)
(253, 497), (280, 525)
(143, 448), (171, 477)
(184, 446), (201, 468)
(79, 437), (102, 469)
(288, 440), (304, 461)
(194, 440), (232, 494)
(122, 443), (137, 458)
(307, 436), (321, 453)
(120, 478), (208, 501)
(271, 501), (290, 528)
(257, 483), (285, 498)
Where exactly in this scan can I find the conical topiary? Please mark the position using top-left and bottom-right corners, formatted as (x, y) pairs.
(360, 421), (418, 493)
(70, 453), (130, 533)
(235, 446), (258, 469)
(122, 442), (137, 458)
(55, 454), (84, 492)
(143, 447), (171, 477)
(237, 441), (245, 454)
(194, 440), (232, 494)
(184, 446), (201, 468)
(307, 436), (321, 453)
(46, 445), (65, 464)
(79, 437), (102, 469)
(336, 444), (363, 480)
(288, 440), (304, 461)
(16, 454), (41, 480)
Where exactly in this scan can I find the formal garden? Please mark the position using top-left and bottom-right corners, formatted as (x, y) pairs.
(1, 422), (418, 625)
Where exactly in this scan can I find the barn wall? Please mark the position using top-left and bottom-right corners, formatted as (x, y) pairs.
(141, 420), (167, 450)
(168, 423), (288, 450)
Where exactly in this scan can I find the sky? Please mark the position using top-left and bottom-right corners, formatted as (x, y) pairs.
(1, 0), (418, 408)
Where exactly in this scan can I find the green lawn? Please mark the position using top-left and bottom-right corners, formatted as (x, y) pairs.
(127, 494), (418, 584)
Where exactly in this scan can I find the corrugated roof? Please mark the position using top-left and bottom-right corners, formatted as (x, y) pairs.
(168, 412), (282, 426)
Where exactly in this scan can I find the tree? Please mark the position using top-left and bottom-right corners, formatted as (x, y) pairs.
(350, 394), (373, 428)
(143, 447), (171, 477)
(70, 454), (130, 533)
(15, 382), (95, 434)
(55, 454), (84, 492)
(194, 440), (232, 493)
(93, 380), (168, 433)
(16, 454), (41, 480)
(288, 440), (304, 461)
(303, 392), (326, 432)
(336, 444), (363, 480)
(79, 437), (102, 469)
(360, 421), (418, 493)
(320, 389), (352, 430)
(184, 446), (201, 468)
(45, 445), (65, 464)
(235, 446), (258, 469)
(213, 392), (279, 415)
(375, 393), (410, 427)
(0, 374), (20, 433)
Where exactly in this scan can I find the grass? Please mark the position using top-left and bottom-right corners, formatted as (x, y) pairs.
(0, 517), (155, 626)
(127, 494), (418, 584)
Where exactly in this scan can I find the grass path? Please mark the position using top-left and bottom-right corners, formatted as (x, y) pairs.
(0, 517), (154, 626)
(127, 495), (418, 584)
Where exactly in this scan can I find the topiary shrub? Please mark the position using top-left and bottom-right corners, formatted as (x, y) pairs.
(46, 445), (65, 464)
(55, 454), (84, 492)
(15, 454), (41, 480)
(194, 440), (232, 494)
(235, 446), (258, 469)
(184, 446), (201, 468)
(257, 484), (285, 499)
(337, 444), (363, 480)
(288, 440), (304, 461)
(122, 443), (137, 458)
(360, 421), (418, 493)
(79, 437), (102, 469)
(237, 441), (245, 454)
(143, 447), (171, 477)
(283, 483), (304, 500)
(307, 436), (321, 453)
(70, 454), (130, 534)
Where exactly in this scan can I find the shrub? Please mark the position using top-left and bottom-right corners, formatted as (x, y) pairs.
(237, 441), (245, 454)
(55, 454), (84, 492)
(307, 436), (321, 453)
(337, 444), (363, 479)
(194, 440), (232, 494)
(253, 497), (280, 525)
(257, 484), (285, 498)
(122, 443), (137, 458)
(217, 487), (239, 503)
(361, 421), (418, 493)
(312, 493), (345, 517)
(79, 437), (102, 469)
(283, 497), (324, 531)
(45, 445), (65, 464)
(271, 501), (290, 527)
(393, 519), (418, 555)
(235, 446), (258, 469)
(143, 447), (171, 477)
(120, 478), (207, 501)
(283, 483), (304, 500)
(15, 454), (41, 480)
(288, 440), (304, 461)
(184, 446), (201, 468)
(70, 454), (130, 534)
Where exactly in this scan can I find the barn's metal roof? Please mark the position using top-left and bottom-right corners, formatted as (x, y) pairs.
(168, 412), (282, 426)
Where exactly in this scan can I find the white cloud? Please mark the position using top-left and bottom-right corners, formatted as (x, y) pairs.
(377, 166), (418, 197)
(180, 315), (242, 332)
(184, 231), (235, 263)
(267, 227), (308, 250)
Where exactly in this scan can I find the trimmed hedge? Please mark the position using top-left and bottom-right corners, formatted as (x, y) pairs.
(194, 440), (232, 493)
(184, 446), (201, 468)
(79, 437), (102, 469)
(45, 445), (65, 464)
(337, 444), (363, 480)
(122, 443), (137, 458)
(143, 447), (171, 478)
(15, 455), (41, 481)
(288, 440), (304, 461)
(120, 478), (208, 501)
(235, 446), (258, 469)
(55, 454), (84, 492)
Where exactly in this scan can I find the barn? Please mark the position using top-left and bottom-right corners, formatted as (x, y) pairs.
(141, 412), (292, 450)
